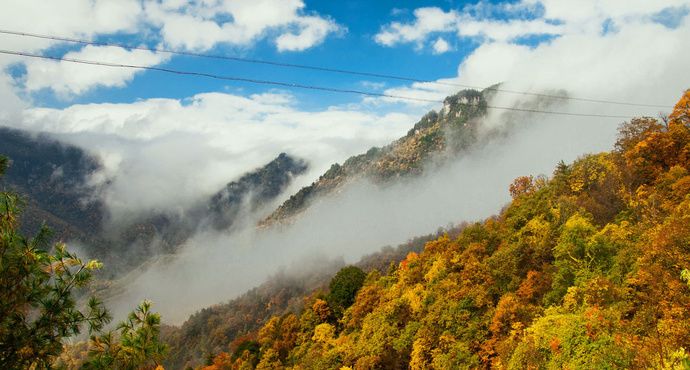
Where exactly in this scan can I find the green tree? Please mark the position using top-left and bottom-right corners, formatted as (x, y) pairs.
(85, 300), (167, 369)
(0, 155), (110, 369)
(327, 266), (366, 316)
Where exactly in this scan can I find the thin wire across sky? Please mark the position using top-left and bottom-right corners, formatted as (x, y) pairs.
(0, 28), (673, 119)
(0, 29), (672, 109)
(1, 49), (653, 119)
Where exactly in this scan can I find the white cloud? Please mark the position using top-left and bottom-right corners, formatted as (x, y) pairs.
(375, 1), (690, 110)
(16, 91), (418, 222)
(144, 0), (341, 52)
(375, 7), (458, 47)
(432, 37), (451, 53)
(374, 0), (690, 52)
(23, 45), (169, 96)
(0, 0), (339, 100)
(0, 0), (141, 52)
(275, 16), (341, 52)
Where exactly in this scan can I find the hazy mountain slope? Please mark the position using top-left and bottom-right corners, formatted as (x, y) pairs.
(208, 153), (308, 230)
(261, 89), (488, 226)
(0, 127), (308, 272)
(0, 127), (104, 242)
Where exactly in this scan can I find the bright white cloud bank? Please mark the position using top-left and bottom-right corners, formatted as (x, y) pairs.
(18, 92), (415, 223)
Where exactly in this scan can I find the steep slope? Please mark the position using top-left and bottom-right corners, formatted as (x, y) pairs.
(161, 228), (461, 369)
(0, 128), (308, 272)
(0, 127), (105, 243)
(261, 89), (488, 226)
(208, 153), (308, 230)
(203, 91), (690, 369)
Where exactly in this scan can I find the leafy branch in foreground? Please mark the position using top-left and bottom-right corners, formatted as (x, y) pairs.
(0, 155), (110, 369)
(84, 300), (167, 370)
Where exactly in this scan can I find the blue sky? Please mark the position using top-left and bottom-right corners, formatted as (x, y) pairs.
(2, 0), (685, 111)
(0, 0), (689, 221)
(4, 0), (547, 110)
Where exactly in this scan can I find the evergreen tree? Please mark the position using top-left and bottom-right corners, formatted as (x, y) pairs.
(0, 155), (110, 369)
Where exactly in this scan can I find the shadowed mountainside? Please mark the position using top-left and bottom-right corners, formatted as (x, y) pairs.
(0, 127), (308, 274)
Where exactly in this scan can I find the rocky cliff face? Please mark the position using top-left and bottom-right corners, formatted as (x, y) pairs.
(208, 153), (308, 230)
(260, 89), (488, 226)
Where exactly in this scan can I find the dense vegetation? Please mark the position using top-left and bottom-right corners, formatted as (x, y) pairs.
(0, 154), (109, 369)
(261, 89), (487, 226)
(201, 90), (690, 369)
(0, 155), (167, 370)
(161, 231), (454, 369)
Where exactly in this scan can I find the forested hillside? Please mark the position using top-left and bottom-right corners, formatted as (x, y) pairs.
(201, 90), (690, 369)
(261, 89), (488, 226)
(208, 153), (308, 230)
(161, 230), (459, 369)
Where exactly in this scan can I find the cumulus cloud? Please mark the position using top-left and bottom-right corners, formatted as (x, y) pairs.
(0, 0), (339, 101)
(0, 0), (146, 101)
(432, 37), (451, 54)
(374, 0), (689, 53)
(375, 7), (459, 47)
(275, 16), (341, 52)
(0, 0), (141, 52)
(144, 0), (341, 51)
(375, 2), (690, 112)
(23, 46), (169, 96)
(0, 0), (340, 54)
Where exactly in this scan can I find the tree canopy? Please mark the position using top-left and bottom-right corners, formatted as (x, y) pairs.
(0, 155), (110, 369)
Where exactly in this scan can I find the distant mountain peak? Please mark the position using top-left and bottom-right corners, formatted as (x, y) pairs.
(260, 89), (488, 227)
(209, 153), (308, 230)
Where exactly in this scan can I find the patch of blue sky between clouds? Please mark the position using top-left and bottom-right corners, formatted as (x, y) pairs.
(651, 6), (690, 29)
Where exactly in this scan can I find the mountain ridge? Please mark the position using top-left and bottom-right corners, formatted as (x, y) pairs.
(0, 127), (308, 273)
(260, 89), (488, 227)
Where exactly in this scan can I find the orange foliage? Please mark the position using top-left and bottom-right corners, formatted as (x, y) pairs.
(509, 175), (535, 198)
(201, 352), (232, 370)
(312, 299), (331, 322)
(194, 90), (690, 370)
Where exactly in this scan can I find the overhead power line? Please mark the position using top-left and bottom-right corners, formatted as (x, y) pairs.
(0, 28), (671, 109)
(0, 48), (651, 119)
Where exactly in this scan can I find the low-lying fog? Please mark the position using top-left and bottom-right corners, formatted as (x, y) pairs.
(108, 101), (626, 323)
